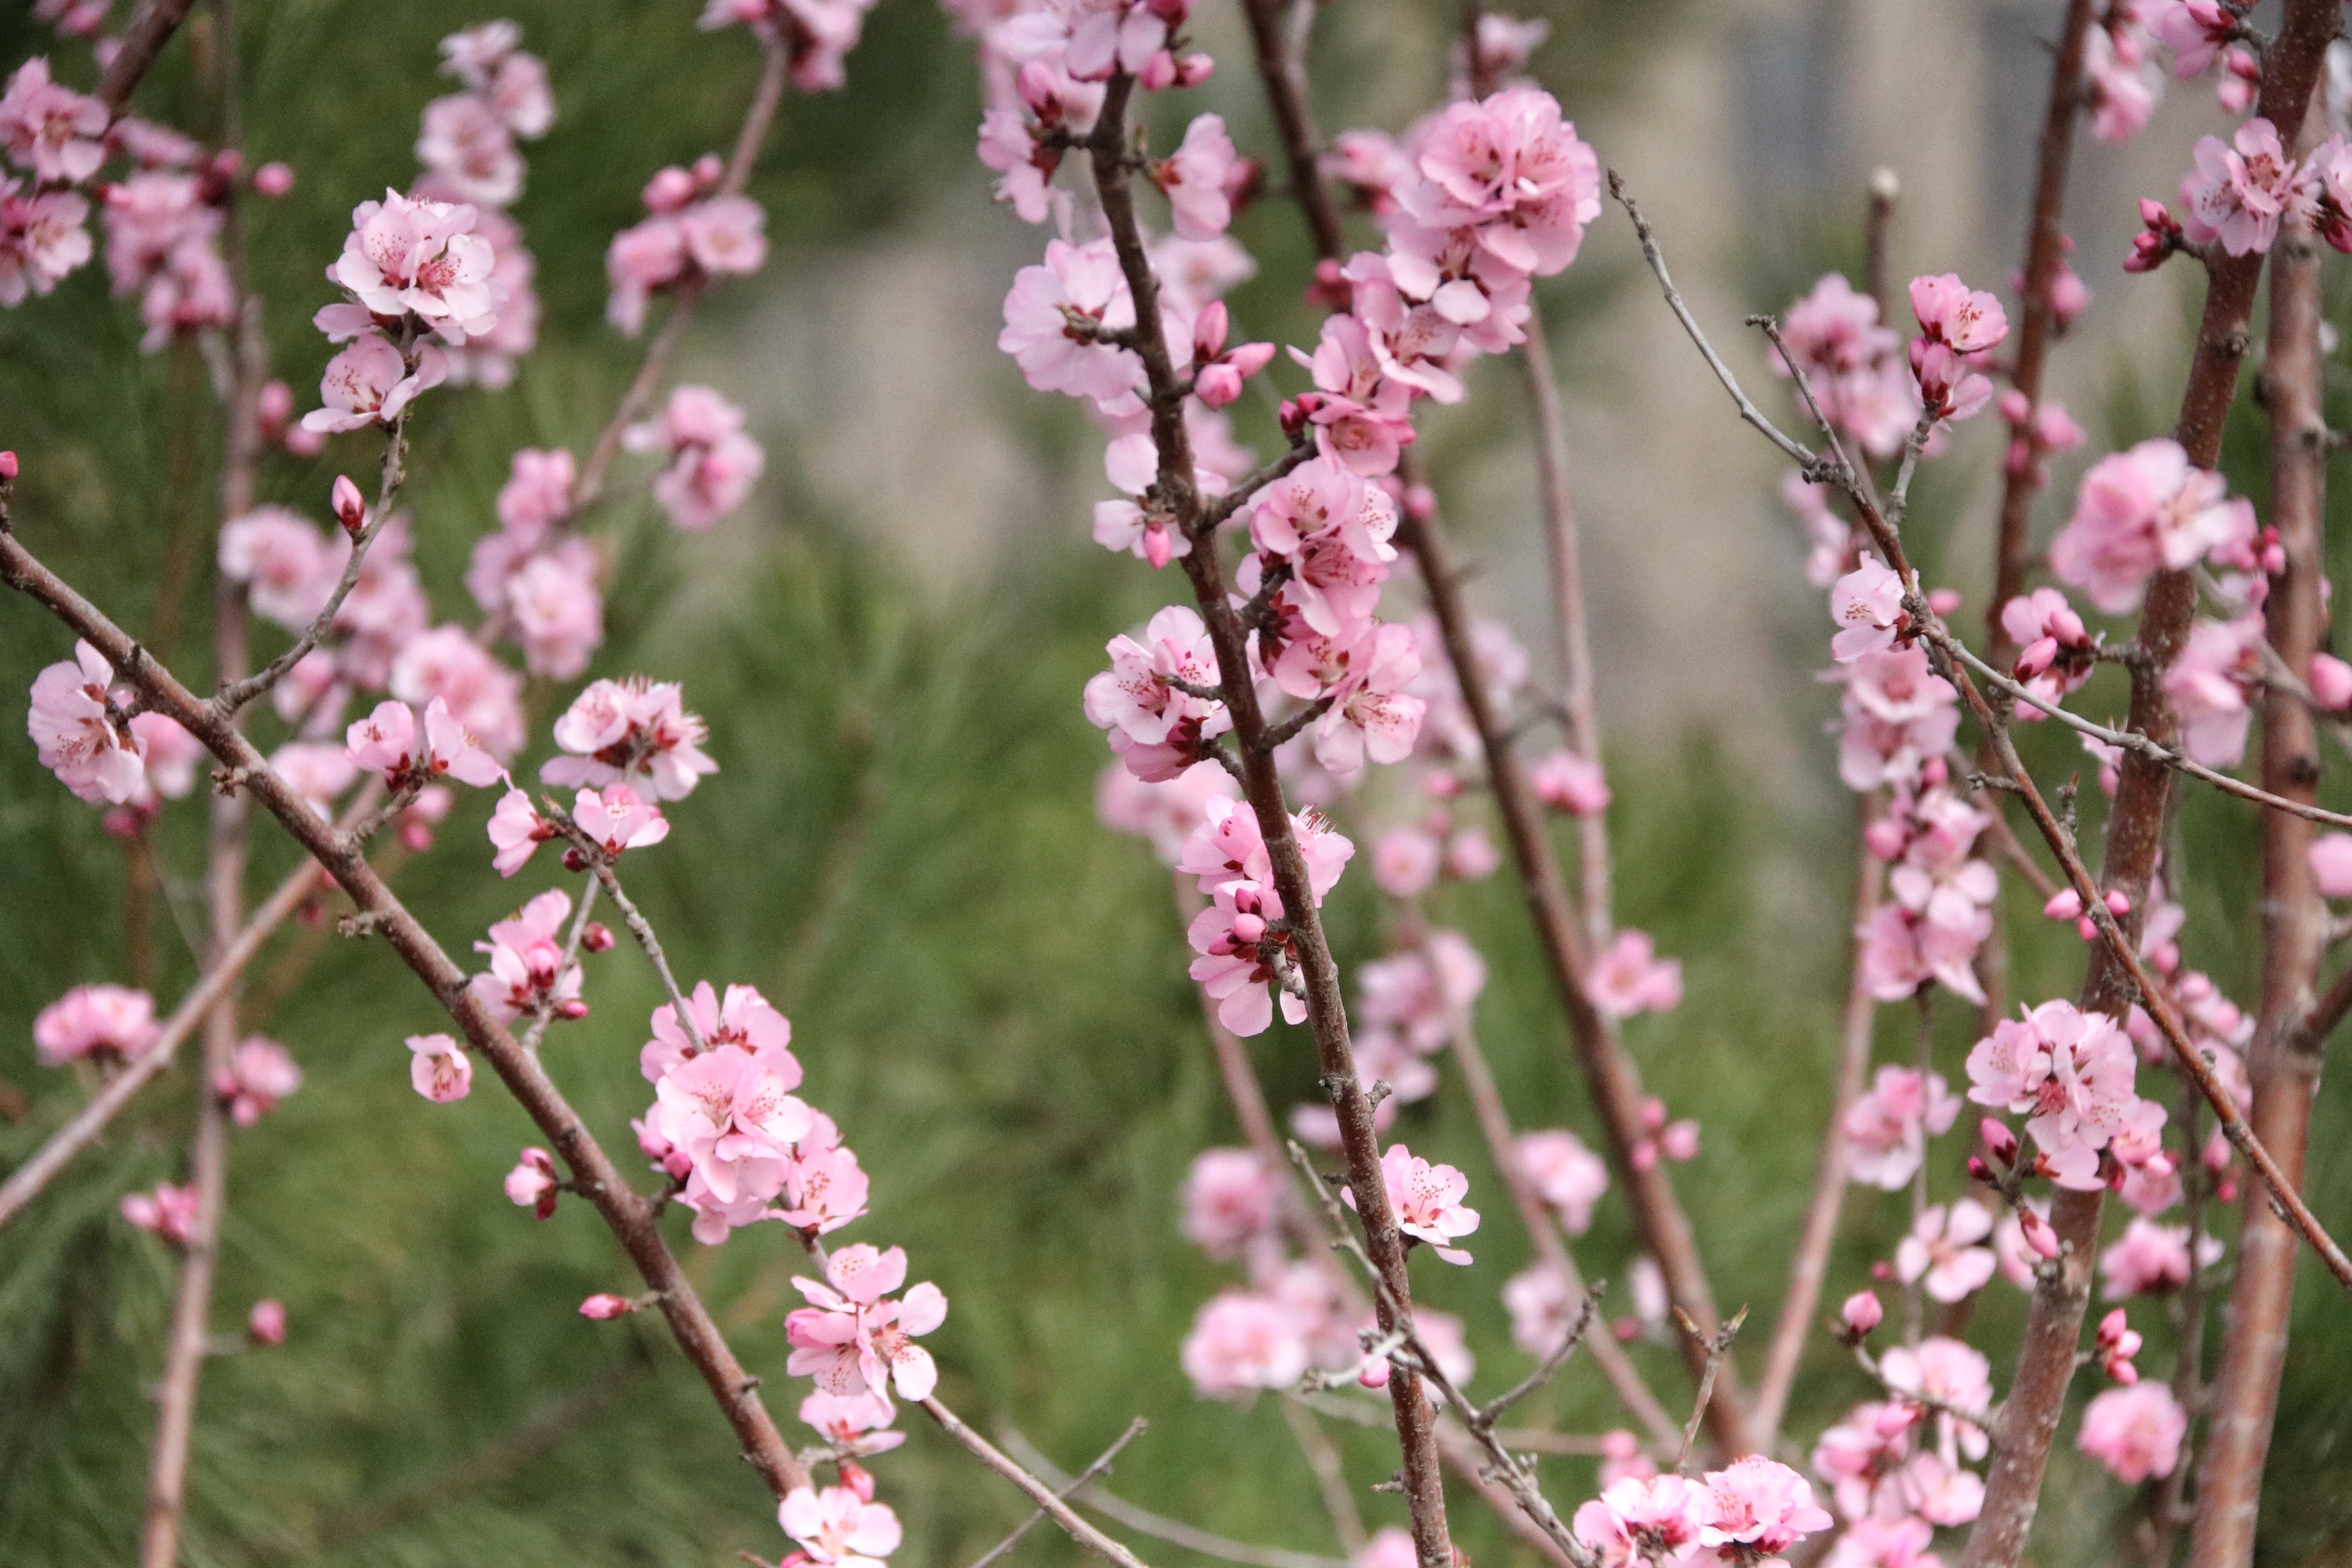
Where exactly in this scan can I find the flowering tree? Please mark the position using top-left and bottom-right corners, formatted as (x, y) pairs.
(2, 1), (2350, 1566)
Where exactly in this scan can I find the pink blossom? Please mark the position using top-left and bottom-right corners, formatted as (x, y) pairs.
(1177, 793), (1353, 905)
(1831, 554), (1908, 662)
(331, 189), (501, 341)
(622, 384), (764, 531)
(27, 640), (147, 804)
(1179, 1147), (1282, 1261)
(2310, 833), (2352, 899)
(2078, 1381), (2186, 1483)
(1907, 274), (2006, 423)
(121, 1181), (199, 1246)
(1895, 1198), (1998, 1302)
(218, 506), (340, 629)
(1180, 1288), (1310, 1397)
(1504, 1261), (1579, 1356)
(2152, 0), (2235, 77)
(0, 179), (93, 304)
(1837, 647), (1961, 793)
(1371, 825), (1441, 898)
(978, 106), (1061, 226)
(1313, 622), (1426, 778)
(1187, 878), (1304, 1037)
(1839, 1290), (1884, 1339)
(1843, 1065), (1962, 1190)
(1396, 86), (1601, 278)
(605, 213), (685, 334)
(1821, 1516), (1936, 1568)
(1572, 1474), (1704, 1568)
(638, 978), (799, 1084)
(1968, 998), (2143, 1189)
(389, 626), (524, 760)
(1699, 1456), (1835, 1561)
(416, 93), (523, 208)
(1350, 1142), (1479, 1264)
(1857, 899), (1990, 1006)
(486, 787), (555, 877)
(34, 982), (160, 1068)
(125, 712), (199, 803)
(2100, 1215), (2219, 1298)
(998, 236), (1142, 406)
(1152, 114), (1240, 244)
(572, 782), (670, 858)
(303, 332), (449, 434)
(541, 677), (720, 801)
(786, 1243), (949, 1400)
(2160, 614), (2263, 768)
(1879, 1336), (1993, 1460)
(779, 1485), (902, 1568)
(1589, 928), (1681, 1019)
(466, 888), (584, 1025)
(1085, 604), (1230, 781)
(2001, 586), (2100, 708)
(247, 1298), (288, 1345)
(2045, 439), (2256, 615)
(2181, 118), (2312, 258)
(1323, 130), (1409, 216)
(495, 447), (576, 538)
(779, 1126), (870, 1236)
(213, 1034), (299, 1127)
(2085, 21), (2162, 143)
(679, 194), (768, 277)
(1356, 929), (1485, 1054)
(406, 1033), (474, 1102)
(504, 545), (604, 679)
(1530, 747), (1610, 815)
(652, 1044), (812, 1215)
(269, 741), (358, 816)
(1518, 1127), (1609, 1235)
(1094, 760), (1232, 865)
(505, 1145), (560, 1218)
(0, 58), (105, 185)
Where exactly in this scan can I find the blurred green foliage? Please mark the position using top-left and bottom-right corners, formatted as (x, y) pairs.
(0, 2), (2346, 1566)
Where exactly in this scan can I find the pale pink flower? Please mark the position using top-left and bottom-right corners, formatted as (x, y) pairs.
(1837, 647), (1961, 793)
(495, 447), (576, 536)
(34, 982), (160, 1067)
(1351, 1143), (1478, 1264)
(782, 1138), (871, 1235)
(798, 1388), (904, 1456)
(1176, 793), (1352, 905)
(121, 1181), (199, 1246)
(466, 889), (583, 1025)
(504, 545), (604, 680)
(389, 626), (524, 760)
(269, 740), (359, 816)
(1181, 1288), (1310, 1398)
(1776, 273), (1899, 379)
(1968, 997), (2142, 1189)
(486, 787), (555, 877)
(779, 1485), (902, 1568)
(605, 212), (685, 334)
(998, 236), (1142, 406)
(1372, 825), (1441, 898)
(1589, 928), (1681, 1018)
(1518, 1127), (1609, 1235)
(2002, 586), (2100, 707)
(542, 676), (720, 801)
(1895, 1198), (1998, 1303)
(1356, 930), (1485, 1054)
(406, 1033), (474, 1102)
(622, 385), (764, 531)
(0, 179), (93, 304)
(218, 506), (340, 629)
(786, 1243), (949, 1400)
(124, 712), (199, 804)
(679, 194), (768, 278)
(1179, 1147), (1282, 1261)
(1831, 554), (1907, 662)
(1822, 1515), (1937, 1568)
(2100, 1215), (2219, 1298)
(2078, 1381), (2186, 1483)
(1323, 130), (1410, 216)
(1907, 274), (2006, 422)
(1699, 1456), (1834, 1561)
(331, 189), (501, 341)
(639, 978), (800, 1084)
(1503, 1260), (1578, 1356)
(652, 1044), (812, 1220)
(1312, 622), (1426, 779)
(1396, 86), (1601, 278)
(214, 1034), (300, 1127)
(1572, 1474), (1704, 1568)
(303, 332), (449, 434)
(1879, 1335), (1993, 1461)
(2160, 614), (2263, 768)
(1153, 113), (1238, 241)
(1085, 605), (1231, 782)
(2181, 118), (2311, 257)
(0, 58), (105, 184)
(2152, 0), (2234, 77)
(416, 93), (523, 207)
(1093, 760), (1232, 864)
(1844, 1065), (1962, 1191)
(2310, 832), (2352, 898)
(978, 106), (1059, 226)
(27, 639), (147, 804)
(505, 1145), (560, 1218)
(1187, 878), (1304, 1037)
(2085, 21), (2162, 143)
(573, 782), (670, 857)
(1530, 747), (1610, 815)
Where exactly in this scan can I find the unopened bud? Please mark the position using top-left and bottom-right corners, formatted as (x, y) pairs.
(1869, 1259), (1895, 1283)
(2043, 888), (2084, 920)
(1840, 1290), (1883, 1338)
(332, 474), (367, 534)
(1966, 1155), (1994, 1183)
(0, 450), (17, 481)
(1980, 1119), (2019, 1162)
(2077, 916), (2100, 942)
(2019, 1207), (2061, 1260)
(561, 847), (590, 873)
(1639, 1095), (1667, 1133)
(579, 1293), (636, 1319)
(1174, 52), (1214, 86)
(1137, 48), (1178, 91)
(840, 1459), (877, 1504)
(582, 921), (615, 953)
(252, 162), (294, 198)
(247, 1298), (288, 1345)
(557, 999), (590, 1020)
(691, 153), (724, 189)
(2104, 890), (2131, 916)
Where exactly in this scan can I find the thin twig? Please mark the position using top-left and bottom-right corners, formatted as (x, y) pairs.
(967, 1418), (1149, 1568)
(1671, 1305), (1747, 1475)
(519, 876), (601, 1053)
(1000, 1429), (1343, 1568)
(920, 1399), (1155, 1568)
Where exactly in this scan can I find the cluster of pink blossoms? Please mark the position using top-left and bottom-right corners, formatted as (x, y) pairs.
(1571, 1457), (1834, 1568)
(0, 58), (100, 306)
(32, 980), (159, 1067)
(1966, 998), (2161, 1192)
(1842, 1065), (1962, 1192)
(1809, 1338), (1994, 1544)
(1855, 760), (1999, 1005)
(605, 153), (766, 336)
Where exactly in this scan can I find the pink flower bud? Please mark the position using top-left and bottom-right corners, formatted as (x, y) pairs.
(247, 1298), (288, 1345)
(1175, 53), (1215, 86)
(2020, 1207), (2061, 1260)
(258, 379), (293, 431)
(2204, 1129), (2233, 1173)
(1628, 1138), (1658, 1173)
(2074, 915), (2098, 942)
(691, 153), (724, 189)
(332, 474), (367, 535)
(2310, 654), (2352, 711)
(1639, 1095), (1667, 1133)
(2139, 198), (2170, 227)
(644, 165), (697, 212)
(285, 423), (326, 458)
(0, 451), (17, 481)
(1862, 818), (1908, 861)
(1928, 588), (1962, 617)
(1840, 1290), (1884, 1337)
(557, 998), (590, 1020)
(2016, 635), (2060, 680)
(1998, 388), (2031, 427)
(1403, 484), (1436, 523)
(2044, 888), (2083, 920)
(2104, 890), (2131, 916)
(2110, 1359), (2140, 1385)
(1966, 1155), (1994, 1183)
(1613, 1316), (1639, 1342)
(1192, 300), (1229, 359)
(1660, 1120), (1700, 1162)
(252, 162), (294, 197)
(1357, 1351), (1392, 1388)
(1138, 48), (1178, 90)
(582, 921), (615, 953)
(1229, 911), (1266, 946)
(579, 1293), (636, 1319)
(1016, 60), (1059, 115)
(1870, 1259), (1895, 1282)
(1195, 363), (1245, 409)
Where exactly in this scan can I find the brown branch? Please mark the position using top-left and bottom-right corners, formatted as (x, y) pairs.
(1082, 71), (1454, 1567)
(1400, 498), (1752, 1457)
(919, 1400), (1155, 1568)
(2191, 117), (2337, 1568)
(0, 850), (327, 1233)
(0, 528), (813, 1501)
(1236, 0), (1343, 263)
(968, 1418), (1149, 1568)
(1000, 1427), (1339, 1568)
(96, 0), (199, 113)
(1670, 1305), (1746, 1474)
(1986, 0), (2099, 664)
(1753, 808), (1885, 1446)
